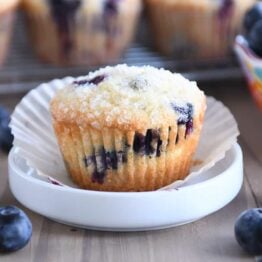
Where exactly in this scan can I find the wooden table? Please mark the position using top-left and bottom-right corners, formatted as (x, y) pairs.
(0, 80), (261, 262)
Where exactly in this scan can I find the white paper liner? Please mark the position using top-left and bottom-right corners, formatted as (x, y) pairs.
(10, 78), (240, 190)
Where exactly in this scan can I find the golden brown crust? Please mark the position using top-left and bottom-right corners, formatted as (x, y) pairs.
(52, 97), (206, 192)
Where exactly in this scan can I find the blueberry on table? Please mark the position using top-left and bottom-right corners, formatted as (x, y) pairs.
(0, 206), (32, 253)
(248, 20), (262, 58)
(244, 2), (262, 33)
(0, 106), (13, 152)
(235, 208), (262, 255)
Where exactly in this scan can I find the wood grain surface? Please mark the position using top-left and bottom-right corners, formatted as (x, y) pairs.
(0, 80), (261, 262)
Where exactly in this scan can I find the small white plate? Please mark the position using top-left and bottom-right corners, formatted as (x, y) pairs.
(8, 143), (243, 232)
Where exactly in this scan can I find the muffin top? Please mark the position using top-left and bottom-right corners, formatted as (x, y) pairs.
(51, 64), (206, 131)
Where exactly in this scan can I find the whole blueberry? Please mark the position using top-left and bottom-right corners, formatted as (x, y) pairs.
(0, 206), (32, 252)
(235, 208), (262, 255)
(248, 20), (262, 57)
(0, 107), (13, 152)
(244, 3), (262, 33)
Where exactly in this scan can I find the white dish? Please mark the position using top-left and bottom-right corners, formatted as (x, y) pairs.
(9, 143), (243, 232)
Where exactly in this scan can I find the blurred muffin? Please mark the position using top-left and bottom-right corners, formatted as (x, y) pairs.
(0, 0), (20, 66)
(146, 0), (255, 60)
(50, 64), (206, 192)
(22, 0), (142, 66)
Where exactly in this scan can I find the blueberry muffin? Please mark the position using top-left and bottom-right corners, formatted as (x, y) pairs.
(22, 0), (141, 66)
(146, 0), (255, 59)
(0, 0), (20, 66)
(50, 65), (206, 192)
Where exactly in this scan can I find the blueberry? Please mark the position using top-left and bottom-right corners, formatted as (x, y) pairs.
(133, 133), (146, 155)
(132, 130), (163, 156)
(171, 103), (193, 125)
(49, 0), (81, 28)
(248, 20), (262, 57)
(156, 138), (162, 157)
(106, 151), (118, 169)
(235, 208), (262, 255)
(117, 150), (128, 163)
(172, 105), (188, 124)
(83, 155), (96, 167)
(0, 106), (13, 152)
(104, 0), (119, 15)
(145, 129), (160, 155)
(73, 79), (89, 86)
(0, 206), (32, 253)
(244, 2), (262, 33)
(217, 0), (234, 20)
(91, 171), (106, 184)
(84, 146), (129, 184)
(49, 0), (81, 55)
(88, 75), (106, 85)
(185, 118), (194, 137)
(74, 75), (106, 86)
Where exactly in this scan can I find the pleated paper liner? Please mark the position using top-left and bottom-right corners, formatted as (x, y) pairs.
(10, 77), (239, 191)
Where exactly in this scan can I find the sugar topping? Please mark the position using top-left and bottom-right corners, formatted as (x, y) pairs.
(51, 64), (205, 130)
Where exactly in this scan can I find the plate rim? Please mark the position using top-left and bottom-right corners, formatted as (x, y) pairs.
(8, 143), (243, 231)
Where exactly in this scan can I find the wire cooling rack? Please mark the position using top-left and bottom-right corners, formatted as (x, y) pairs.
(0, 14), (243, 95)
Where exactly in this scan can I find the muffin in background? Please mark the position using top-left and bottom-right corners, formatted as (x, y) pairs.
(22, 0), (142, 66)
(50, 65), (206, 192)
(0, 0), (20, 66)
(146, 0), (255, 60)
